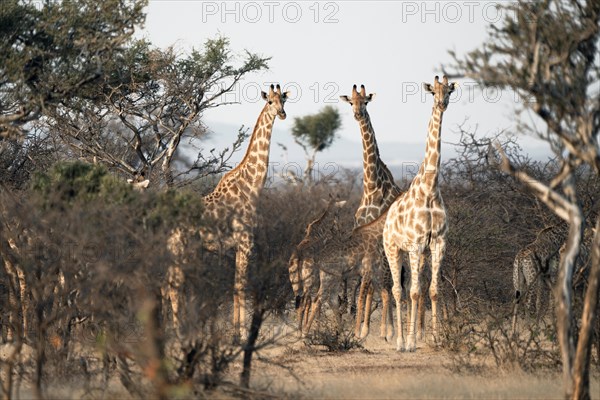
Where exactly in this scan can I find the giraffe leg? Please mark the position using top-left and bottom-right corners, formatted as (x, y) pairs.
(5, 258), (26, 341)
(417, 254), (426, 341)
(380, 257), (395, 341)
(361, 282), (374, 339)
(305, 269), (326, 335)
(379, 287), (390, 340)
(385, 244), (405, 351)
(5, 260), (18, 341)
(357, 257), (374, 338)
(379, 257), (395, 341)
(512, 257), (525, 336)
(305, 296), (322, 336)
(164, 265), (184, 336)
(407, 250), (423, 352)
(298, 296), (308, 336)
(296, 294), (304, 333)
(535, 277), (543, 324)
(234, 242), (250, 344)
(385, 288), (395, 341)
(354, 271), (369, 338)
(16, 266), (27, 338)
(429, 237), (445, 343)
(417, 289), (425, 341)
(512, 291), (521, 337)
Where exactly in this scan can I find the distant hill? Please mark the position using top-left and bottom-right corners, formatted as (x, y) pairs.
(177, 119), (554, 183)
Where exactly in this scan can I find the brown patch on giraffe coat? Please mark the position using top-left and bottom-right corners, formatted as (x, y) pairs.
(405, 229), (417, 241)
(410, 194), (424, 207)
(405, 207), (416, 220)
(422, 173), (435, 188)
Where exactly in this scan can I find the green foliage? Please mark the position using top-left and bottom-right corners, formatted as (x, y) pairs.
(1, 0), (269, 186)
(143, 189), (205, 232)
(30, 161), (204, 230)
(0, 0), (146, 137)
(31, 162), (126, 205)
(292, 106), (341, 152)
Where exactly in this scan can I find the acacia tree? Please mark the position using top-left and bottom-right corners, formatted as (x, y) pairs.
(448, 1), (599, 398)
(1, 0), (269, 187)
(47, 38), (269, 187)
(288, 105), (341, 184)
(0, 0), (146, 139)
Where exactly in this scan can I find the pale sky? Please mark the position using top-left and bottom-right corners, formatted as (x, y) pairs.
(141, 1), (550, 172)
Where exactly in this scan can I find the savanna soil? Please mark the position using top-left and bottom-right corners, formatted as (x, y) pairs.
(4, 311), (599, 399)
(226, 312), (600, 400)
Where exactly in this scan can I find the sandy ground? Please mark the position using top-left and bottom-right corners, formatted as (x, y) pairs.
(3, 311), (599, 399)
(226, 313), (600, 400)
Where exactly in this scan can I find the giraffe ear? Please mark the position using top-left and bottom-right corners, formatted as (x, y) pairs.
(423, 83), (434, 94)
(283, 91), (291, 99)
(339, 95), (352, 103)
(261, 91), (268, 101)
(366, 93), (375, 103)
(449, 82), (458, 93)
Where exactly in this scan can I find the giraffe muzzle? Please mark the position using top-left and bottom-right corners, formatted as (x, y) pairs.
(278, 111), (287, 120)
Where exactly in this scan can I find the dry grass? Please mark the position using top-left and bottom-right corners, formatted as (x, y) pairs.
(224, 311), (600, 400)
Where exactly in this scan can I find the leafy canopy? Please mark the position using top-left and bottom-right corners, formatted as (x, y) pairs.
(291, 106), (341, 152)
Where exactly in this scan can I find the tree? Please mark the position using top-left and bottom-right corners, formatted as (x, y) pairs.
(0, 0), (146, 139)
(288, 105), (341, 184)
(447, 1), (599, 398)
(45, 37), (268, 187)
(0, 1), (269, 187)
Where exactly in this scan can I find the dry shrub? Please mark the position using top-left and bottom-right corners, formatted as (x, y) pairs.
(0, 162), (242, 398)
(304, 315), (363, 353)
(439, 300), (561, 373)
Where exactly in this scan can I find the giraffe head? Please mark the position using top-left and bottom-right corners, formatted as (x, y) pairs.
(261, 84), (289, 120)
(340, 84), (375, 120)
(423, 75), (457, 112)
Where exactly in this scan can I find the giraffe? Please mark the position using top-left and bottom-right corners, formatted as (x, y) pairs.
(291, 207), (396, 339)
(511, 224), (595, 334)
(165, 84), (289, 341)
(383, 75), (457, 352)
(288, 196), (350, 336)
(511, 224), (566, 333)
(340, 84), (402, 338)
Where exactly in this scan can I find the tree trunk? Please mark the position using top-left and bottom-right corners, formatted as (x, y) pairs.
(572, 216), (600, 400)
(139, 291), (170, 400)
(304, 152), (316, 185)
(240, 307), (264, 388)
(554, 205), (582, 399)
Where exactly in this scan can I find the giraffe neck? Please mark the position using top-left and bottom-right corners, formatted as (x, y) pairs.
(355, 113), (399, 226)
(232, 103), (276, 201)
(358, 113), (383, 193)
(416, 106), (444, 194)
